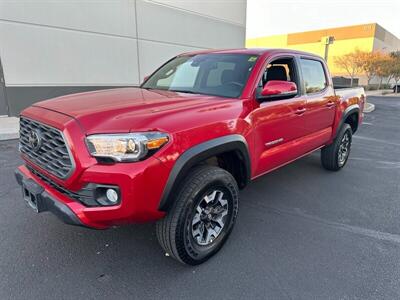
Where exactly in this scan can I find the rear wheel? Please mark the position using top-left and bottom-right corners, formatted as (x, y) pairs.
(156, 165), (239, 265)
(321, 123), (352, 171)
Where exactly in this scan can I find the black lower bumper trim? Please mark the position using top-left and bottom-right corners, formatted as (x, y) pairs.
(15, 168), (86, 227)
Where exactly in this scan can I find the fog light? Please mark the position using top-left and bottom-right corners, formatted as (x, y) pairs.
(106, 189), (119, 204)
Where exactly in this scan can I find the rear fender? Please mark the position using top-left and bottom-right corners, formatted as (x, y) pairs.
(333, 104), (360, 140)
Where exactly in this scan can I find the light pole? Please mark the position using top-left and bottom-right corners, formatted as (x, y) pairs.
(322, 36), (335, 62)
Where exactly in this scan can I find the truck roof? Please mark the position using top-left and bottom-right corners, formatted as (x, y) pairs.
(179, 48), (323, 59)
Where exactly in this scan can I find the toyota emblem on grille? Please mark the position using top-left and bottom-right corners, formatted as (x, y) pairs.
(28, 130), (42, 151)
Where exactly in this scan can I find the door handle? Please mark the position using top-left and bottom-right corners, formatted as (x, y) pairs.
(295, 107), (306, 115)
(326, 101), (335, 107)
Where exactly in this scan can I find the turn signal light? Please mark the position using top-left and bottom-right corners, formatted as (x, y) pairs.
(147, 137), (169, 150)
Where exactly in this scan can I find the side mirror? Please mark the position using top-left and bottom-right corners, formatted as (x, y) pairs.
(258, 80), (297, 100)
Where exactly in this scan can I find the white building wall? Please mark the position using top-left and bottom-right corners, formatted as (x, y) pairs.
(0, 0), (246, 115)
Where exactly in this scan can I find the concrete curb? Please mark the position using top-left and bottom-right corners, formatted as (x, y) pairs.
(365, 90), (392, 96)
(0, 132), (19, 141)
(366, 90), (400, 97)
(380, 93), (400, 97)
(0, 117), (19, 141)
(364, 103), (375, 113)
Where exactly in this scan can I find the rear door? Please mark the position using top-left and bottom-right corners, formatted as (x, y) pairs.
(299, 57), (337, 145)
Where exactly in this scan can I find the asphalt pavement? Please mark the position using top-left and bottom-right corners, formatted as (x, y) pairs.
(0, 96), (399, 299)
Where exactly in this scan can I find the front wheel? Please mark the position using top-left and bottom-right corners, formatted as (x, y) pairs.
(156, 165), (239, 265)
(321, 123), (353, 171)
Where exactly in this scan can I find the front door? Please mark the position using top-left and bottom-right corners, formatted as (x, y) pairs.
(251, 56), (308, 176)
(0, 58), (8, 116)
(252, 96), (308, 176)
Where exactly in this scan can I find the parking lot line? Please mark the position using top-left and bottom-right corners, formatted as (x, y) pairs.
(244, 201), (400, 245)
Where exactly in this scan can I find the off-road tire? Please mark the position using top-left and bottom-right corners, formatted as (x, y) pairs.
(321, 123), (353, 171)
(156, 165), (239, 265)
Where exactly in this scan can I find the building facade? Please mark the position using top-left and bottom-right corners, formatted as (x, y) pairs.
(0, 0), (247, 116)
(246, 23), (400, 85)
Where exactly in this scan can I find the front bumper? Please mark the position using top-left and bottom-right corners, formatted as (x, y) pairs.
(15, 168), (85, 227)
(15, 159), (169, 229)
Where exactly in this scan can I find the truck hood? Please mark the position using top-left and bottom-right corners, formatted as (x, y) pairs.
(33, 87), (240, 134)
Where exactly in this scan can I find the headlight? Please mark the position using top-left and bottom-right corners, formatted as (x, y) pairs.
(86, 132), (169, 162)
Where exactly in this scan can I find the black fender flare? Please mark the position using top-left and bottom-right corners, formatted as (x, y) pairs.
(158, 134), (251, 211)
(335, 104), (360, 136)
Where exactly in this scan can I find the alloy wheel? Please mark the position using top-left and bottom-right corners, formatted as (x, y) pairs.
(338, 132), (351, 166)
(191, 189), (229, 246)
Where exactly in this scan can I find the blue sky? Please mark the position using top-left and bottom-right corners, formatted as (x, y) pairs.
(246, 0), (400, 38)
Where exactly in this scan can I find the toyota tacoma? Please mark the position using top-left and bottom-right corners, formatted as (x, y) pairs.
(15, 49), (365, 265)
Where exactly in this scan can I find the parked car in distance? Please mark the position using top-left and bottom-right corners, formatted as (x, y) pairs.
(15, 49), (365, 265)
(393, 84), (400, 93)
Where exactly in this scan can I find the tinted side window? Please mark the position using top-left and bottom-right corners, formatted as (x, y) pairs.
(300, 59), (327, 93)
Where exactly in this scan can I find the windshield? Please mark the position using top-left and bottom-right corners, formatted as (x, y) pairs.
(142, 54), (259, 98)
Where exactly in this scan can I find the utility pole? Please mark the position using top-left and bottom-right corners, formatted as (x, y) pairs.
(322, 36), (335, 62)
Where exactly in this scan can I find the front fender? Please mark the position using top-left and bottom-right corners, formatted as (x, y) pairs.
(158, 134), (251, 211)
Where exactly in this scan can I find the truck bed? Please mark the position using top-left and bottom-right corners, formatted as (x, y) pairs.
(335, 87), (365, 99)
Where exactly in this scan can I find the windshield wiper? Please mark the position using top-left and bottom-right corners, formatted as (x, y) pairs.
(169, 89), (198, 94)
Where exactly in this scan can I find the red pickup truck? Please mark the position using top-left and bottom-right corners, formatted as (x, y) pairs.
(15, 49), (365, 265)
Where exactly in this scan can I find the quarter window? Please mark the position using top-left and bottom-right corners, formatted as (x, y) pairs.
(300, 59), (327, 93)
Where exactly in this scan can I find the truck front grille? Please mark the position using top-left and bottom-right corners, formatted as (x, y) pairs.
(19, 117), (74, 179)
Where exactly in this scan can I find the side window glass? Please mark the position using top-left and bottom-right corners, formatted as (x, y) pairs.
(259, 58), (297, 88)
(300, 59), (327, 93)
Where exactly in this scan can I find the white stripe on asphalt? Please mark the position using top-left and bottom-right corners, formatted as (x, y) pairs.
(244, 202), (400, 245)
(353, 135), (400, 146)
